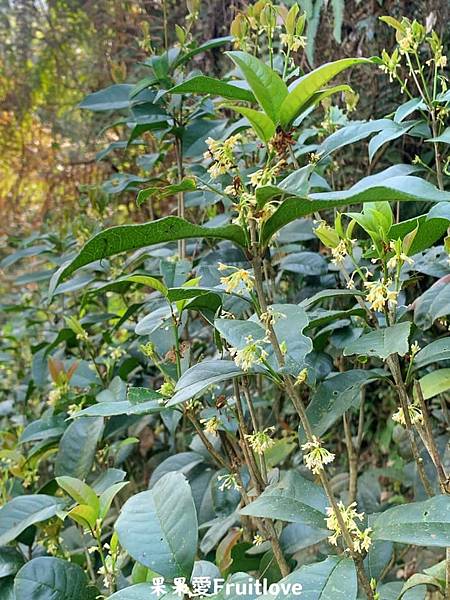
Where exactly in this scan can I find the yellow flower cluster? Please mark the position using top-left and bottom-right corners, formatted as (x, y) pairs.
(392, 403), (424, 426)
(218, 263), (255, 295)
(380, 49), (401, 82)
(249, 160), (285, 188)
(245, 426), (275, 455)
(217, 472), (239, 491)
(200, 416), (220, 436)
(230, 335), (268, 371)
(301, 436), (335, 475)
(364, 278), (398, 312)
(326, 501), (373, 554)
(204, 134), (242, 179)
(386, 241), (414, 270)
(280, 32), (306, 52)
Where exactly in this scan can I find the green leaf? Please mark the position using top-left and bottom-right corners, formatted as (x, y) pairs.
(255, 165), (314, 207)
(414, 275), (450, 329)
(215, 304), (312, 376)
(414, 338), (450, 368)
(0, 495), (61, 546)
(115, 472), (198, 579)
(372, 495), (450, 546)
(0, 547), (25, 578)
(302, 369), (386, 439)
(226, 51), (288, 123)
(49, 217), (246, 295)
(318, 119), (397, 158)
(67, 505), (98, 530)
(389, 212), (449, 255)
(419, 369), (450, 400)
(55, 417), (104, 480)
(126, 275), (168, 296)
(279, 58), (371, 128)
(99, 482), (129, 519)
(173, 36), (233, 69)
(109, 585), (154, 600)
(79, 84), (133, 111)
(344, 323), (411, 359)
(169, 76), (255, 102)
(426, 126), (450, 143)
(136, 178), (196, 207)
(261, 174), (449, 246)
(284, 556), (357, 600)
(167, 360), (243, 407)
(240, 471), (328, 529)
(368, 120), (419, 162)
(14, 557), (92, 600)
(56, 476), (99, 514)
(227, 106), (275, 143)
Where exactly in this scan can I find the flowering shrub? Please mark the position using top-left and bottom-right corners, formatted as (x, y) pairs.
(2, 5), (450, 600)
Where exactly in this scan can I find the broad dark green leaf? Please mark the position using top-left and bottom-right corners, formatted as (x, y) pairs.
(169, 76), (255, 102)
(389, 212), (449, 255)
(226, 51), (288, 123)
(419, 369), (450, 400)
(414, 275), (450, 329)
(279, 251), (328, 276)
(115, 472), (198, 579)
(79, 84), (133, 111)
(14, 557), (92, 600)
(344, 323), (411, 359)
(55, 417), (104, 479)
(136, 178), (196, 207)
(414, 338), (450, 368)
(317, 118), (395, 157)
(227, 106), (275, 143)
(19, 414), (67, 444)
(0, 495), (61, 546)
(278, 556), (357, 600)
(0, 547), (24, 577)
(167, 360), (243, 406)
(368, 120), (419, 161)
(109, 585), (154, 600)
(240, 471), (328, 529)
(261, 174), (449, 246)
(49, 217), (246, 295)
(173, 36), (233, 69)
(372, 495), (450, 546)
(255, 165), (314, 207)
(279, 58), (371, 128)
(302, 369), (386, 439)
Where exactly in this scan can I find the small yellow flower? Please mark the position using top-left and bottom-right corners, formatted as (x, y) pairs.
(200, 416), (220, 436)
(48, 388), (62, 407)
(217, 472), (239, 491)
(392, 403), (423, 426)
(230, 335), (268, 371)
(159, 380), (175, 397)
(295, 368), (308, 386)
(253, 533), (265, 546)
(301, 436), (335, 474)
(386, 241), (414, 270)
(245, 426), (275, 455)
(280, 32), (306, 52)
(220, 268), (255, 295)
(364, 278), (398, 312)
(410, 341), (421, 356)
(204, 134), (242, 179)
(325, 501), (372, 553)
(140, 342), (157, 360)
(331, 240), (349, 265)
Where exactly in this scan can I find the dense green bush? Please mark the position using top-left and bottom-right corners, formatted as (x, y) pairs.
(2, 5), (450, 599)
